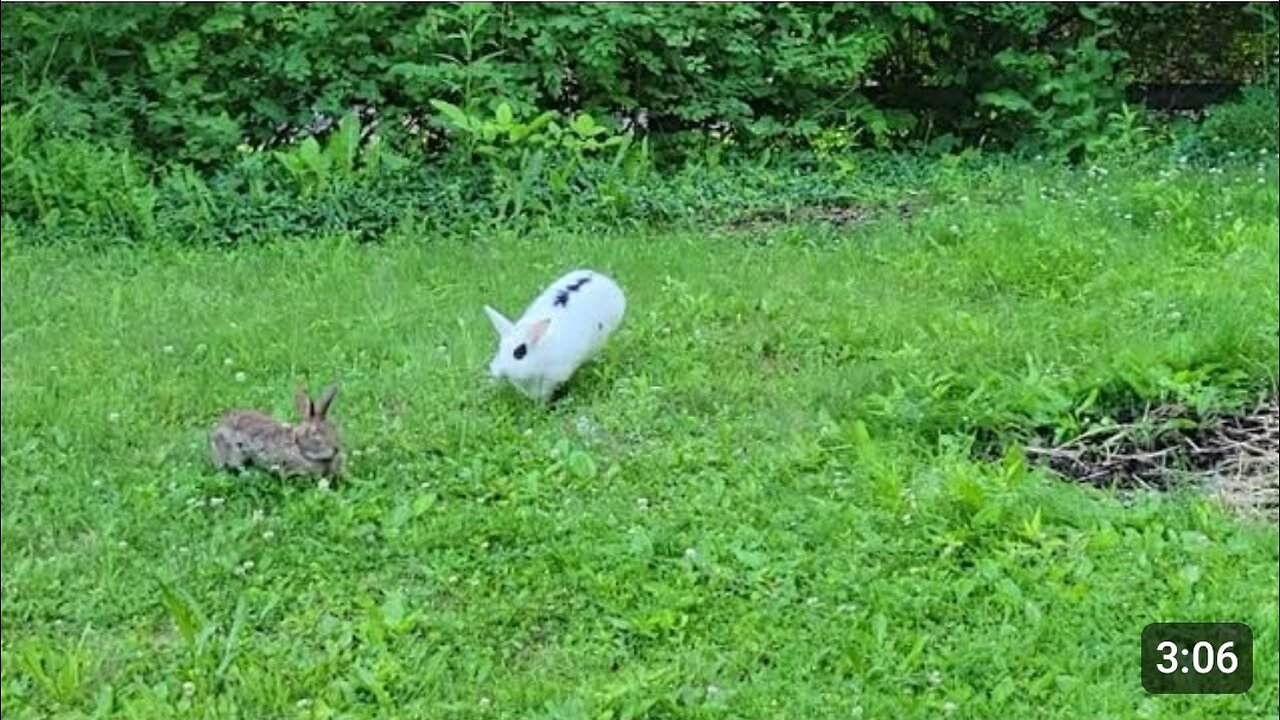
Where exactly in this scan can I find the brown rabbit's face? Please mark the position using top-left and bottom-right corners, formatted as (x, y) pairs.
(292, 385), (340, 462)
(296, 421), (339, 461)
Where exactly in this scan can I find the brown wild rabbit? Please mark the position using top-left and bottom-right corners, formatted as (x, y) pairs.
(210, 385), (344, 480)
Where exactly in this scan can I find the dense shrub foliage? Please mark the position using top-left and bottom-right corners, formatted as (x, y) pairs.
(2, 3), (1274, 163)
(0, 2), (1276, 246)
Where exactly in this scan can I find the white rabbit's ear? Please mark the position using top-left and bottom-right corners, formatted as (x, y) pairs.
(527, 317), (551, 346)
(484, 305), (513, 337)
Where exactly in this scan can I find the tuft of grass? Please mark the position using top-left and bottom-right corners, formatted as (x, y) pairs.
(2, 155), (1277, 718)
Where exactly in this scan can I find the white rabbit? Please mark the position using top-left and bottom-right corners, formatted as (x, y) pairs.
(484, 269), (626, 402)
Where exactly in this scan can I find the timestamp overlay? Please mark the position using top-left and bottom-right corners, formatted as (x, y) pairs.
(1141, 623), (1254, 695)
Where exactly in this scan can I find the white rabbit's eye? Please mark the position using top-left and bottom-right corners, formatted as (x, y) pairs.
(513, 343), (528, 360)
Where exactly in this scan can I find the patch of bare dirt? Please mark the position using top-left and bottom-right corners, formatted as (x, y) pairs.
(725, 201), (918, 231)
(1025, 397), (1278, 522)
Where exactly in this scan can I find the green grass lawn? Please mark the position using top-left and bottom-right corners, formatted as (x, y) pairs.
(2, 157), (1278, 719)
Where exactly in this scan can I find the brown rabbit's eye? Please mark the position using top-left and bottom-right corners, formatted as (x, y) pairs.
(513, 343), (528, 360)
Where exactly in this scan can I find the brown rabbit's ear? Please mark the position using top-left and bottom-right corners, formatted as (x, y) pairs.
(295, 388), (314, 419)
(314, 385), (338, 419)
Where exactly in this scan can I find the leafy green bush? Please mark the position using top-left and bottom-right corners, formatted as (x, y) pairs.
(1, 3), (1271, 165)
(1, 103), (158, 243)
(271, 113), (411, 199)
(428, 99), (650, 220)
(1196, 85), (1280, 158)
